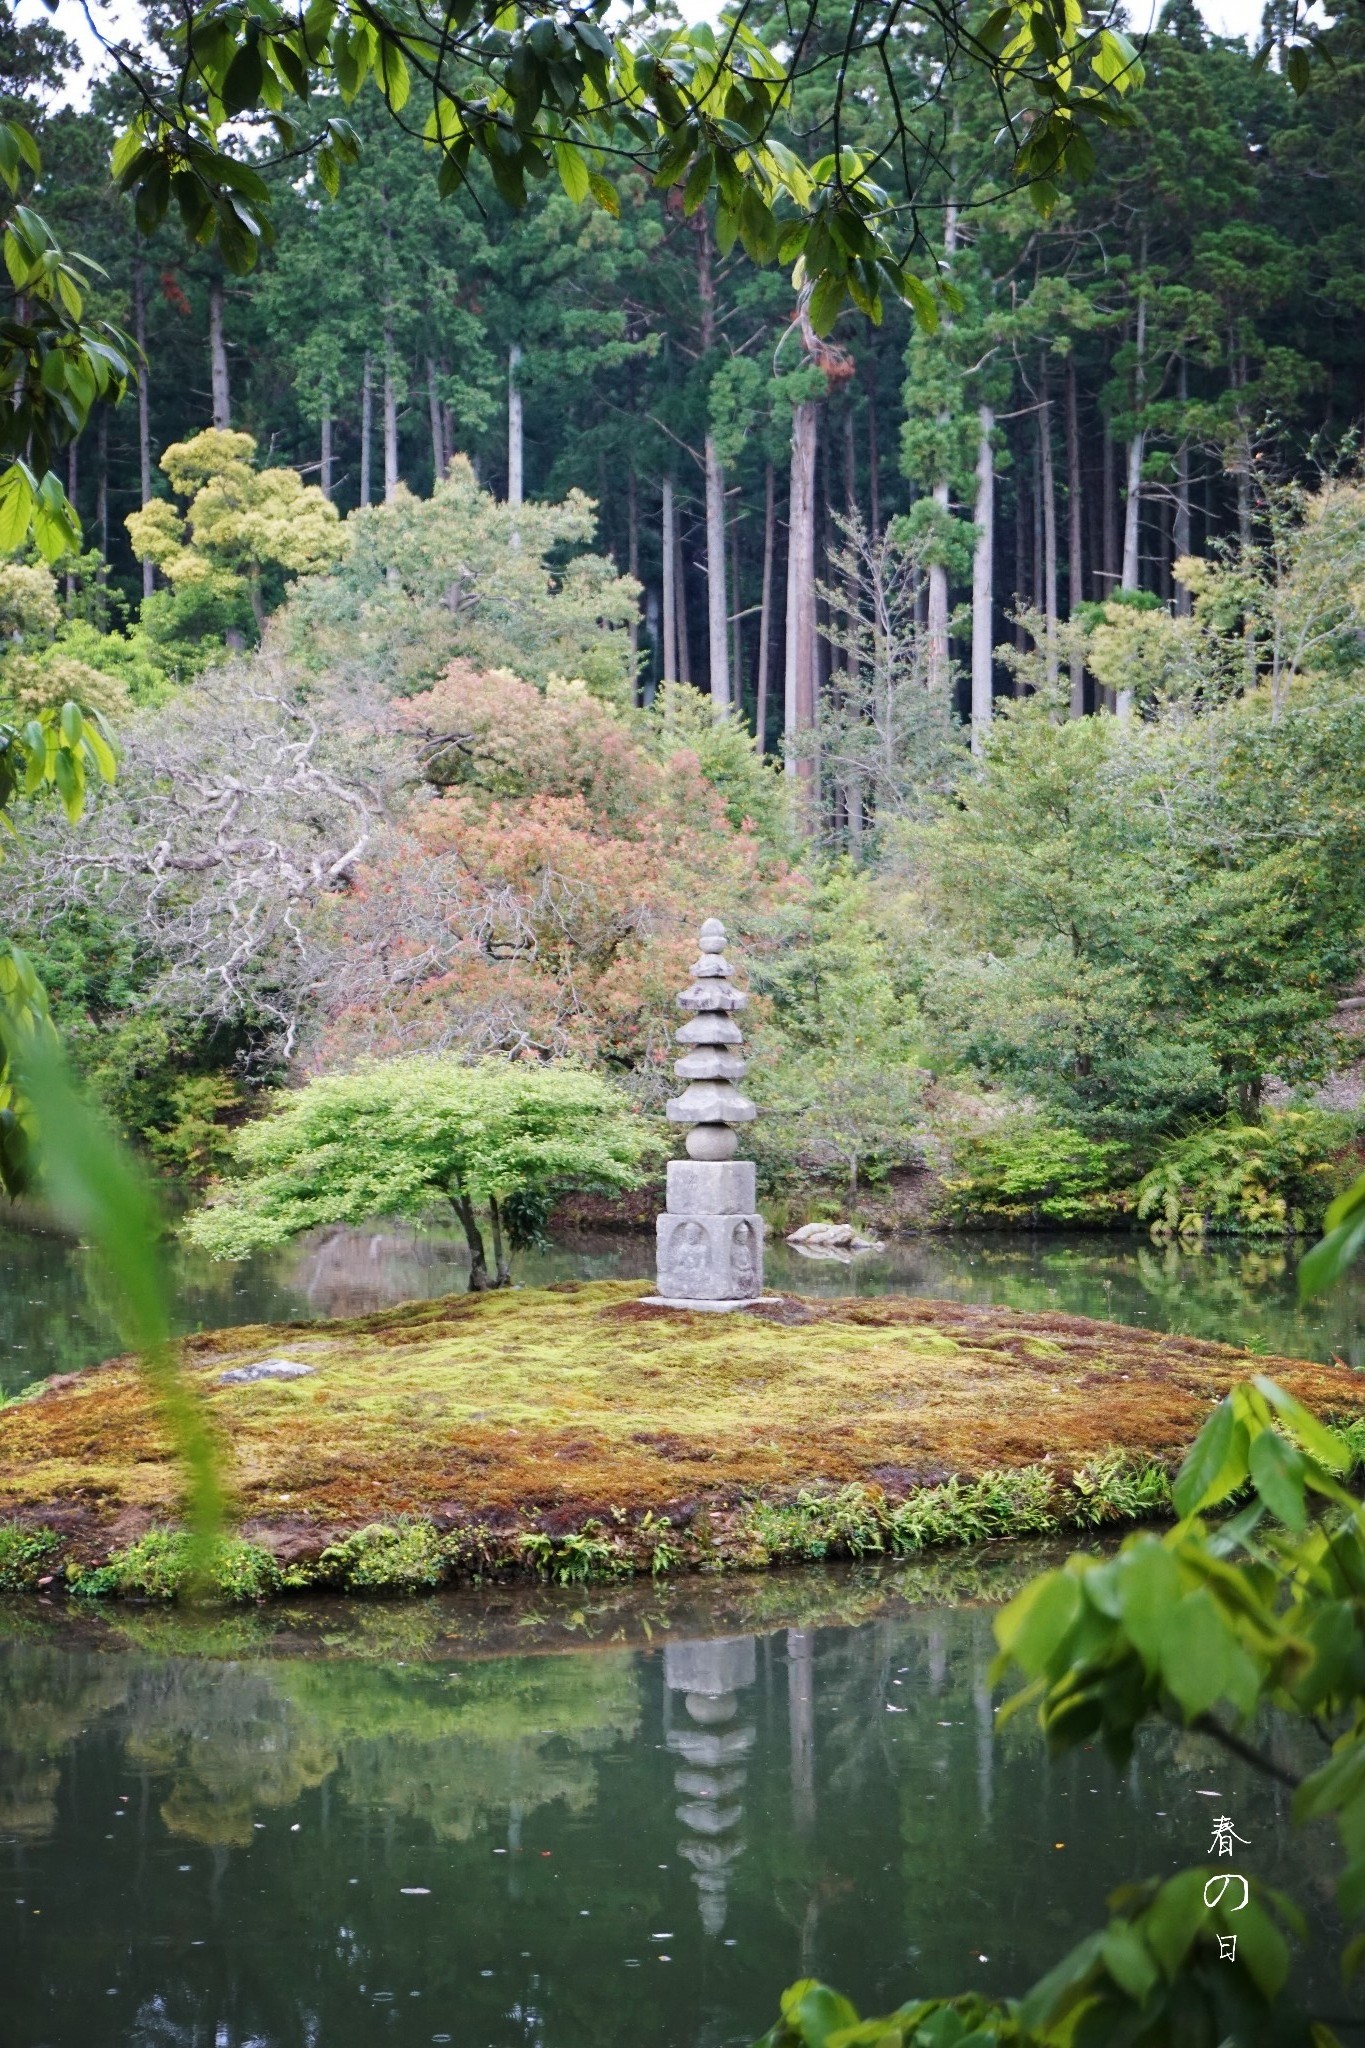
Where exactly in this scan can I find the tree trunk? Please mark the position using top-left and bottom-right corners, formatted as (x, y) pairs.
(675, 519), (692, 684)
(440, 359), (456, 482)
(644, 585), (660, 705)
(1121, 411), (1145, 594)
(382, 314), (399, 503)
(971, 403), (994, 757)
(1032, 439), (1045, 617)
(208, 277), (230, 428)
(924, 201), (960, 697)
(627, 467), (641, 693)
(1038, 359), (1059, 692)
(507, 342), (524, 507)
(65, 441), (78, 605)
(1065, 357), (1085, 717)
(841, 405), (859, 683)
(1014, 461), (1029, 666)
(729, 504), (743, 711)
(134, 253), (155, 598)
(359, 356), (373, 508)
(694, 215), (730, 711)
(488, 1196), (511, 1288)
(867, 392), (881, 537)
(1119, 240), (1149, 720)
(1101, 415), (1117, 598)
(661, 476), (677, 684)
(927, 484), (951, 695)
(1174, 357), (1192, 618)
(427, 358), (445, 484)
(319, 413), (333, 502)
(756, 461), (775, 755)
(1231, 344), (1254, 547)
(704, 434), (730, 710)
(785, 398), (818, 806)
(96, 406), (108, 574)
(450, 1184), (491, 1290)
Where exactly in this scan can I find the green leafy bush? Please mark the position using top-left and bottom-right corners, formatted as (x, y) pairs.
(315, 1518), (447, 1593)
(71, 1531), (282, 1602)
(519, 1523), (630, 1583)
(0, 1522), (60, 1593)
(1136, 1109), (1360, 1238)
(743, 1458), (1170, 1564)
(942, 1117), (1133, 1226)
(745, 1485), (887, 1562)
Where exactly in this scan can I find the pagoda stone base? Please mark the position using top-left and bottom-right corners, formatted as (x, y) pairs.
(653, 1159), (765, 1304)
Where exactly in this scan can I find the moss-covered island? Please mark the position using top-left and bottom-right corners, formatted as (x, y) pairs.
(3, 1280), (1364, 1601)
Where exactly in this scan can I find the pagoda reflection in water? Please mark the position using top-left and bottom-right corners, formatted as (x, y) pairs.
(663, 1636), (757, 1936)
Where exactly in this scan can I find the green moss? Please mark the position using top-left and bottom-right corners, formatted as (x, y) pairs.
(314, 1517), (447, 1594)
(5, 1281), (1359, 1603)
(0, 1522), (60, 1593)
(70, 1531), (282, 1603)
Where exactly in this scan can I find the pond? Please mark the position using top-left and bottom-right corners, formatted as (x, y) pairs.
(1, 1560), (1355, 2048)
(4, 1210), (1365, 1402)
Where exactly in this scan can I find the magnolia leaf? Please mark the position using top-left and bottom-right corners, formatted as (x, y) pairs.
(221, 42), (265, 117)
(1248, 1427), (1308, 1531)
(587, 172), (619, 216)
(0, 463), (36, 554)
(1173, 1396), (1239, 1516)
(808, 269), (848, 338)
(554, 141), (590, 203)
(1100, 1921), (1159, 2002)
(1158, 1590), (1259, 1719)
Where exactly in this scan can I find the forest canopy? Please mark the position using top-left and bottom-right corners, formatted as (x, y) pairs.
(3, 0), (1365, 1236)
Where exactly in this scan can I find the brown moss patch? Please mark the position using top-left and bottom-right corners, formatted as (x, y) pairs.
(3, 1281), (1362, 1551)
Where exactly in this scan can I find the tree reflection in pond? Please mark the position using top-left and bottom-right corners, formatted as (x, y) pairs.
(1, 1573), (1352, 2048)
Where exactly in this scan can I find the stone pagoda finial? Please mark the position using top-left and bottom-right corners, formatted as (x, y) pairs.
(649, 918), (766, 1310)
(667, 918), (756, 1161)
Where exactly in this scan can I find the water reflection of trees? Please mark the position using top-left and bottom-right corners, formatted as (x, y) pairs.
(0, 1644), (641, 1850)
(4, 1601), (1356, 2046)
(0, 1648), (129, 1837)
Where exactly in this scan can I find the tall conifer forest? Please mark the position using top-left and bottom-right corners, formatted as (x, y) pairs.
(5, 0), (1365, 1231)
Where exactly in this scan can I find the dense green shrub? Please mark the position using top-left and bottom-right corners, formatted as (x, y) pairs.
(519, 1523), (632, 1582)
(0, 1523), (61, 1593)
(942, 1117), (1133, 1226)
(70, 1531), (282, 1602)
(1135, 1109), (1360, 1237)
(315, 1519), (447, 1593)
(743, 1458), (1171, 1564)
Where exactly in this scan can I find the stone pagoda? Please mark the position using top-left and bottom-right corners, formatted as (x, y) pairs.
(650, 918), (766, 1309)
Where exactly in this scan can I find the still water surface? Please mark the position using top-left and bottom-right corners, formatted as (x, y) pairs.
(4, 1213), (1365, 1400)
(0, 1565), (1353, 2048)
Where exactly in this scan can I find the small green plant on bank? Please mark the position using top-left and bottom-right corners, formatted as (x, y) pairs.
(1137, 1108), (1361, 1239)
(0, 1522), (60, 1593)
(742, 1457), (1174, 1566)
(942, 1118), (1133, 1227)
(70, 1531), (281, 1602)
(520, 1522), (632, 1584)
(315, 1518), (446, 1594)
(1067, 1448), (1174, 1526)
